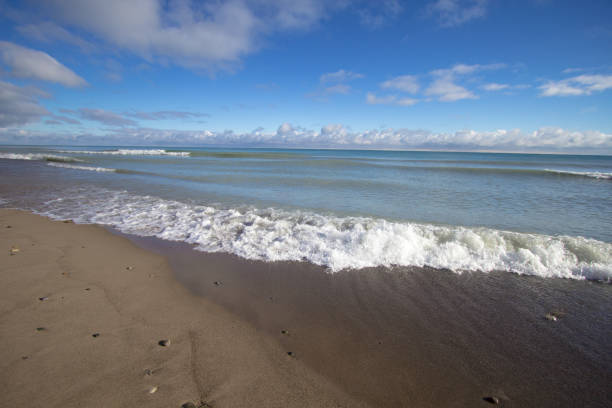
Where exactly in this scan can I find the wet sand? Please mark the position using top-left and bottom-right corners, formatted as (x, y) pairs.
(0, 209), (365, 408)
(132, 235), (612, 408)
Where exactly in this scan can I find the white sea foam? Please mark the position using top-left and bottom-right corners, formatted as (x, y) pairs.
(35, 187), (612, 281)
(59, 149), (190, 157)
(545, 169), (612, 180)
(47, 162), (116, 172)
(0, 153), (82, 162)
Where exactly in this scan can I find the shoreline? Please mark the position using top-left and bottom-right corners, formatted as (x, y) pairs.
(0, 209), (365, 408)
(2, 209), (611, 407)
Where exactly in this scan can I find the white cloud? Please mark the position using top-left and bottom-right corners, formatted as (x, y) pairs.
(482, 83), (510, 91)
(33, 0), (338, 70)
(0, 41), (87, 87)
(425, 77), (476, 101)
(320, 69), (364, 83)
(16, 22), (95, 53)
(0, 81), (50, 127)
(366, 92), (418, 106)
(424, 63), (504, 101)
(380, 75), (419, 93)
(357, 0), (403, 29)
(426, 0), (490, 27)
(539, 74), (612, 97)
(4, 124), (610, 154)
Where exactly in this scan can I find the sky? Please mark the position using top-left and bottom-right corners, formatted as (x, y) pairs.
(0, 0), (611, 153)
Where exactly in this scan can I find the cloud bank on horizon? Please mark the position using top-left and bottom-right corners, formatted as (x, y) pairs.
(0, 0), (611, 153)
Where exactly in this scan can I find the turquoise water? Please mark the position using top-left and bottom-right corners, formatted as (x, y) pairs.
(1, 146), (611, 279)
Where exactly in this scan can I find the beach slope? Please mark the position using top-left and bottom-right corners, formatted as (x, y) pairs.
(0, 209), (365, 408)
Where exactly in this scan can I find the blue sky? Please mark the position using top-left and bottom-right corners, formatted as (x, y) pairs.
(0, 0), (611, 152)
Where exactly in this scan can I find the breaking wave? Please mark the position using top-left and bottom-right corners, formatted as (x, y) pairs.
(0, 153), (82, 163)
(544, 169), (612, 180)
(47, 162), (116, 172)
(59, 149), (190, 157)
(33, 187), (611, 281)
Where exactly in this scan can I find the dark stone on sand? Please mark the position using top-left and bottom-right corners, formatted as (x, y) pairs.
(6, 225), (11, 228)
(144, 368), (153, 376)
(38, 297), (48, 301)
(483, 396), (500, 404)
(287, 351), (294, 357)
(181, 403), (197, 408)
(213, 281), (221, 286)
(126, 266), (134, 270)
(36, 327), (46, 331)
(21, 356), (29, 360)
(62, 220), (73, 224)
(92, 333), (100, 338)
(158, 339), (170, 347)
(281, 330), (289, 335)
(85, 288), (91, 291)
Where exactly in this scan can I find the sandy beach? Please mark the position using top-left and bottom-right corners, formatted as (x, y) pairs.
(2, 209), (611, 408)
(0, 209), (366, 408)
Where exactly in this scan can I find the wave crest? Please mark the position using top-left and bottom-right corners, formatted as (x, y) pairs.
(59, 149), (190, 156)
(47, 163), (116, 172)
(33, 188), (612, 281)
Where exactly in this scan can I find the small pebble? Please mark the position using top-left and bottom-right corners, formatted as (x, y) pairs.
(92, 333), (100, 338)
(181, 403), (197, 408)
(213, 281), (221, 286)
(158, 339), (170, 347)
(21, 356), (29, 360)
(62, 220), (73, 224)
(38, 297), (48, 301)
(85, 288), (91, 291)
(483, 396), (500, 404)
(9, 246), (20, 255)
(36, 327), (46, 331)
(126, 266), (134, 270)
(545, 313), (558, 322)
(148, 385), (158, 394)
(144, 368), (153, 376)
(287, 351), (294, 357)
(281, 330), (289, 335)
(6, 225), (11, 228)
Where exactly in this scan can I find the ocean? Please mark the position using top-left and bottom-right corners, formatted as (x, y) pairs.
(1, 145), (611, 281)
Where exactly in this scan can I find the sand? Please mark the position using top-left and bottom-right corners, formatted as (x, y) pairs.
(0, 209), (366, 408)
(2, 209), (611, 408)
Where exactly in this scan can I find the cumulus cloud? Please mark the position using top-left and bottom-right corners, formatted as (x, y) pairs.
(3, 124), (609, 154)
(539, 74), (612, 97)
(426, 0), (490, 27)
(482, 83), (510, 91)
(0, 41), (87, 87)
(16, 22), (95, 53)
(31, 0), (337, 70)
(381, 75), (419, 93)
(424, 63), (504, 101)
(366, 92), (418, 106)
(0, 81), (49, 127)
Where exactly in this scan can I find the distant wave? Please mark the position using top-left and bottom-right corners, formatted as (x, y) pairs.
(544, 169), (612, 180)
(0, 153), (82, 163)
(32, 187), (611, 281)
(47, 162), (116, 172)
(190, 151), (298, 159)
(59, 149), (190, 157)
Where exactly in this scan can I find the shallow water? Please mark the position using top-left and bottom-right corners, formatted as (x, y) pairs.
(1, 146), (611, 279)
